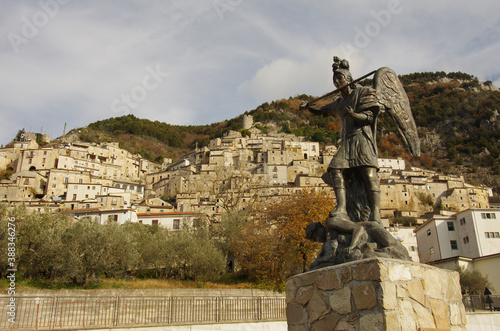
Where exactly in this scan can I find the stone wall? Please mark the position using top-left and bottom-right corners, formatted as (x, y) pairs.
(285, 258), (467, 330)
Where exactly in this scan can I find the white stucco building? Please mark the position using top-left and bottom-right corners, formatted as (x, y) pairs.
(415, 208), (500, 293)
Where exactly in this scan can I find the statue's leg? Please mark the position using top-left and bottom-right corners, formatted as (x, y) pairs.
(361, 167), (382, 224)
(328, 168), (347, 217)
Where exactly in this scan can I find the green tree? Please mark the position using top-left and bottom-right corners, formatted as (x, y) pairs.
(165, 220), (226, 281)
(456, 266), (493, 295)
(57, 219), (139, 286)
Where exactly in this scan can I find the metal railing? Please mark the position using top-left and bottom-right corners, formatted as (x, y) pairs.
(0, 295), (286, 330)
(462, 295), (500, 312)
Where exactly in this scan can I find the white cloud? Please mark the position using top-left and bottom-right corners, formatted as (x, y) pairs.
(238, 48), (372, 104)
(1, 0), (499, 144)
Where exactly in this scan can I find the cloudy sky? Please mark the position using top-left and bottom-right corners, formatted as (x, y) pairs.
(1, 0), (499, 144)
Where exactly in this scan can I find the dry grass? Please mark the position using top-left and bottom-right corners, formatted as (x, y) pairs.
(98, 278), (259, 290)
(0, 277), (262, 291)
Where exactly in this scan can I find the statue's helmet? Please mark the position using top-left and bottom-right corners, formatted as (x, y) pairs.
(332, 56), (353, 84)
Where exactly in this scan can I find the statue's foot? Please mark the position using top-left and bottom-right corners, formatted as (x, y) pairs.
(372, 213), (383, 225)
(329, 207), (347, 218)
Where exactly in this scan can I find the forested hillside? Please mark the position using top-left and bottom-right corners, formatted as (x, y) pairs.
(73, 72), (499, 193)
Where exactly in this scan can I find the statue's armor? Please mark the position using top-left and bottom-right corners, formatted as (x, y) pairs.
(319, 85), (380, 170)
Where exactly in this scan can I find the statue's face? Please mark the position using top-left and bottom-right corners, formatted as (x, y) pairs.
(333, 74), (347, 89)
(333, 73), (350, 97)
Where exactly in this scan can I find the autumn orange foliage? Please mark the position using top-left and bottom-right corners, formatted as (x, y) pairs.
(230, 189), (334, 287)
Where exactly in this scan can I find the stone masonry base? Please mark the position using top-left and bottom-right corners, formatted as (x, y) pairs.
(285, 258), (467, 331)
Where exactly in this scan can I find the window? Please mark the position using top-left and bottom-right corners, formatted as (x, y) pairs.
(173, 219), (180, 230)
(108, 215), (118, 222)
(429, 247), (434, 255)
(460, 218), (466, 226)
(427, 229), (431, 236)
(152, 220), (159, 225)
(496, 232), (500, 238)
(463, 236), (469, 244)
(447, 222), (455, 231)
(450, 240), (458, 250)
(485, 232), (491, 238)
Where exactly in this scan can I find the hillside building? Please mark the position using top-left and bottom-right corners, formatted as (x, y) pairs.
(415, 208), (500, 294)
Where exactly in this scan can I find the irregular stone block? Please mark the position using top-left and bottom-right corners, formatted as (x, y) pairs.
(407, 280), (426, 306)
(307, 290), (329, 324)
(352, 283), (377, 310)
(335, 320), (355, 331)
(398, 301), (416, 331)
(381, 282), (397, 310)
(315, 271), (341, 291)
(449, 302), (462, 326)
(388, 263), (411, 282)
(445, 272), (462, 302)
(286, 278), (298, 304)
(341, 266), (352, 285)
(396, 285), (407, 298)
(430, 299), (450, 330)
(352, 261), (384, 281)
(413, 301), (436, 329)
(311, 312), (340, 331)
(296, 286), (314, 305)
(296, 271), (320, 288)
(424, 269), (443, 299)
(329, 287), (352, 315)
(345, 312), (359, 324)
(384, 311), (399, 331)
(287, 303), (308, 325)
(410, 265), (423, 279)
(359, 313), (384, 331)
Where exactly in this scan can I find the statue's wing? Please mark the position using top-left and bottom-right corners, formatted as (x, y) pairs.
(374, 67), (420, 157)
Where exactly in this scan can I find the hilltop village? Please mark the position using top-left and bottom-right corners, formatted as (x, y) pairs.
(2, 115), (500, 288)
(1, 115), (492, 226)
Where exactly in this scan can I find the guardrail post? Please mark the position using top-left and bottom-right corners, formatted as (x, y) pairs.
(469, 295), (475, 312)
(113, 296), (119, 326)
(169, 296), (174, 325)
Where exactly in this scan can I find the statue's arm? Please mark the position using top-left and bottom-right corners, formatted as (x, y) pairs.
(346, 105), (377, 125)
(307, 104), (331, 117)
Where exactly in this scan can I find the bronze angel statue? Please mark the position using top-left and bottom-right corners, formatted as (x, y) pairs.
(301, 57), (419, 269)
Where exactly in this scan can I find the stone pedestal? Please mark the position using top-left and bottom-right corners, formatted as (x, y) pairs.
(285, 258), (467, 331)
